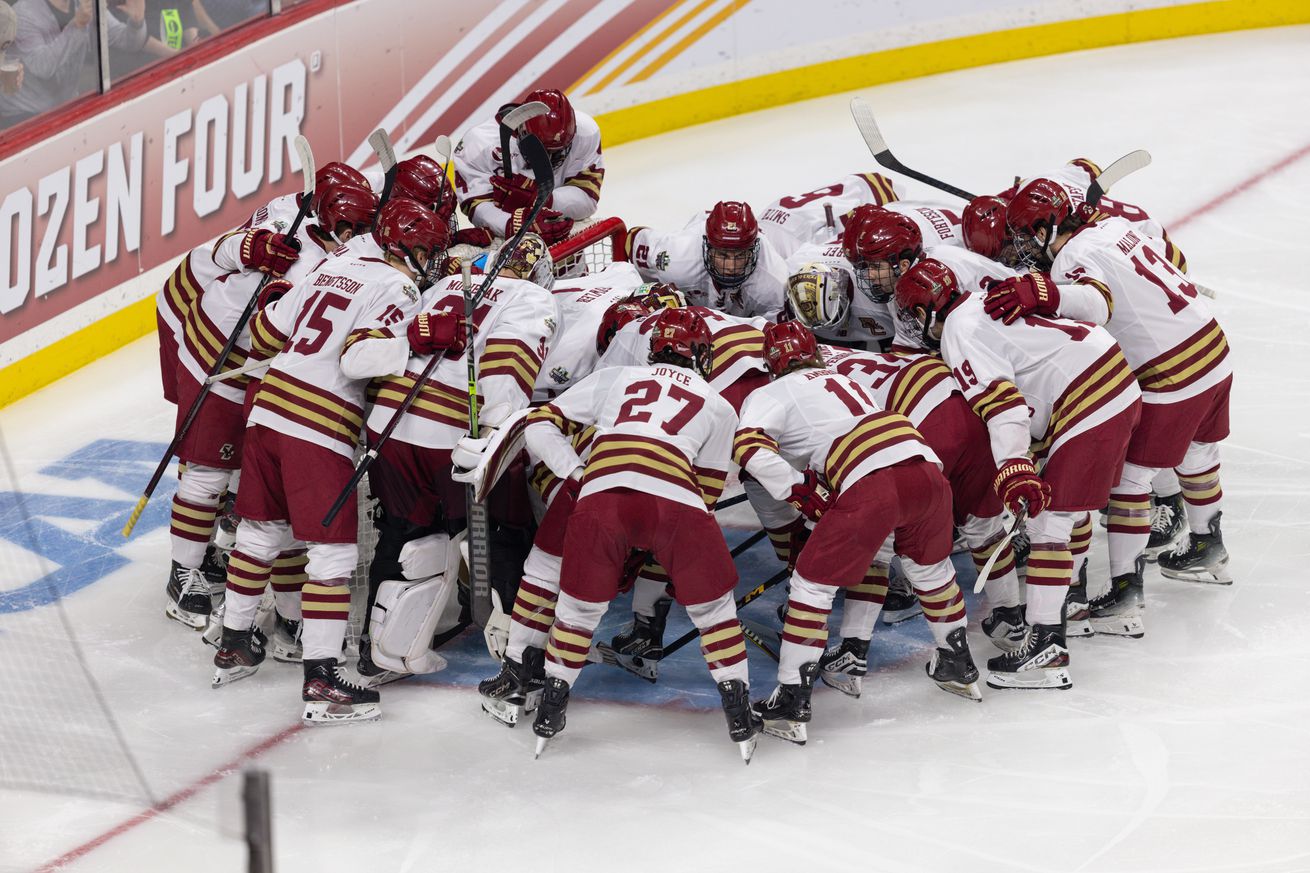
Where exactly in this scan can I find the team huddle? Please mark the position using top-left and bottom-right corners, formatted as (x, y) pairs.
(152, 87), (1233, 762)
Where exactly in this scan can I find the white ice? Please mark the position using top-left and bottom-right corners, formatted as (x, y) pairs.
(3, 24), (1310, 873)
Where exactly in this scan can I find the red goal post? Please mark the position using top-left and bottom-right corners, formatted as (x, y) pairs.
(549, 217), (629, 278)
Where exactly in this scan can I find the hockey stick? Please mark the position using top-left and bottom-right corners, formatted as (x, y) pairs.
(1085, 150), (1151, 207)
(850, 97), (977, 202)
(206, 357), (269, 384)
(432, 134), (454, 215)
(496, 101), (549, 179)
(739, 618), (780, 662)
(660, 565), (789, 659)
(714, 492), (749, 511)
(972, 506), (1028, 594)
(463, 259), (494, 629)
(122, 136), (315, 538)
(319, 134), (556, 531)
(368, 128), (399, 216)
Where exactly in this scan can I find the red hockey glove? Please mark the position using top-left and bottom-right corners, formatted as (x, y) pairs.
(453, 226), (495, 248)
(534, 209), (574, 245)
(489, 172), (538, 211)
(984, 272), (1062, 325)
(256, 278), (292, 313)
(786, 469), (831, 522)
(993, 458), (1051, 517)
(407, 311), (468, 357)
(240, 229), (300, 277)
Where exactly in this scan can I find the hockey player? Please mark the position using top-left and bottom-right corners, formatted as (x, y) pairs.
(985, 180), (1233, 630)
(735, 321), (979, 742)
(782, 259), (894, 350)
(209, 198), (438, 724)
(524, 308), (760, 762)
(355, 235), (557, 682)
(757, 172), (898, 258)
(454, 88), (603, 245)
(624, 201), (789, 319)
(895, 255), (1142, 689)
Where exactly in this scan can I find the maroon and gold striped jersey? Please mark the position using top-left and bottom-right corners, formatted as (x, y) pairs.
(758, 172), (898, 259)
(822, 346), (958, 428)
(601, 305), (769, 395)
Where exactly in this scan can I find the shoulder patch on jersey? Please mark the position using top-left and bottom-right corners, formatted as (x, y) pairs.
(654, 251), (670, 271)
(401, 283), (419, 302)
(544, 316), (556, 334)
(549, 366), (570, 384)
(274, 219), (288, 232)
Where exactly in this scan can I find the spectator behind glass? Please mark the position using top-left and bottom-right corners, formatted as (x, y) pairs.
(189, 0), (265, 37)
(0, 0), (150, 127)
(0, 4), (24, 101)
(104, 0), (182, 82)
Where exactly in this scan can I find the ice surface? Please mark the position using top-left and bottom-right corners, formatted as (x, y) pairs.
(3, 25), (1310, 873)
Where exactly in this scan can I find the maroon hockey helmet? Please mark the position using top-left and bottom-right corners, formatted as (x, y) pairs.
(647, 307), (713, 378)
(1005, 178), (1071, 268)
(703, 201), (760, 289)
(763, 320), (821, 376)
(316, 182), (379, 242)
(315, 161), (370, 196)
(392, 155), (451, 210)
(962, 195), (1010, 259)
(373, 198), (451, 276)
(841, 206), (923, 303)
(596, 298), (654, 356)
(894, 258), (961, 350)
(522, 89), (577, 157)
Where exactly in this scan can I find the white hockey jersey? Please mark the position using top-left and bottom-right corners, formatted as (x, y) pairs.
(535, 261), (646, 400)
(624, 224), (789, 320)
(735, 366), (938, 499)
(937, 290), (1140, 465)
(453, 111), (605, 233)
(886, 201), (964, 250)
(361, 274), (557, 450)
(526, 364), (737, 512)
(600, 305), (769, 395)
(246, 251), (423, 458)
(1051, 218), (1230, 404)
(822, 346), (958, 428)
(757, 172), (898, 259)
(784, 239), (894, 346)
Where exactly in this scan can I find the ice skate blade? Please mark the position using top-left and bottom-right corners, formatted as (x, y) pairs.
(271, 643), (303, 663)
(481, 689), (540, 727)
(933, 677), (983, 701)
(302, 700), (381, 725)
(1159, 566), (1233, 586)
(819, 670), (862, 698)
(738, 736), (758, 765)
(533, 736), (550, 759)
(761, 718), (807, 745)
(1089, 613), (1144, 638)
(165, 601), (208, 630)
(1065, 618), (1094, 638)
(596, 644), (659, 683)
(211, 664), (259, 688)
(986, 667), (1072, 690)
(1143, 536), (1184, 563)
(881, 605), (922, 625)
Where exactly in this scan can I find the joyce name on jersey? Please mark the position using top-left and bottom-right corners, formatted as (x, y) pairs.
(526, 364), (737, 512)
(624, 225), (789, 320)
(599, 305), (768, 393)
(758, 172), (898, 258)
(536, 262), (645, 399)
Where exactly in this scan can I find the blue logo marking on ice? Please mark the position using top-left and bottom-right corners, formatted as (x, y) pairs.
(0, 439), (175, 614)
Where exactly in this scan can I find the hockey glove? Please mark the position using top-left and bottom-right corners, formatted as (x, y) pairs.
(453, 226), (495, 248)
(489, 172), (538, 211)
(451, 433), (490, 477)
(984, 271), (1061, 324)
(407, 311), (468, 357)
(256, 278), (292, 313)
(786, 469), (831, 522)
(240, 229), (300, 277)
(534, 209), (574, 245)
(993, 458), (1051, 517)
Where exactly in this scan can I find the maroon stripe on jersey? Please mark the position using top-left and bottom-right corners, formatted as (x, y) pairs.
(1035, 346), (1136, 457)
(586, 458), (701, 497)
(1134, 319), (1229, 393)
(253, 381), (360, 448)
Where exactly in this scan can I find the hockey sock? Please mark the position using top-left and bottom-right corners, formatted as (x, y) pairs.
(301, 577), (352, 661)
(971, 533), (1020, 608)
(1152, 467), (1180, 496)
(271, 549), (307, 622)
(545, 592), (608, 686)
(686, 592), (748, 686)
(778, 574), (834, 684)
(1069, 512), (1092, 568)
(1178, 464), (1222, 532)
(169, 465), (230, 569)
(1107, 492), (1150, 576)
(765, 517), (807, 567)
(1023, 542), (1073, 626)
(837, 562), (888, 639)
(913, 575), (967, 647)
(630, 573), (667, 619)
(506, 546), (561, 662)
(223, 550), (273, 631)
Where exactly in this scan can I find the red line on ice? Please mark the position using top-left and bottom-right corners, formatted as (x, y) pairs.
(1169, 140), (1310, 229)
(33, 723), (305, 873)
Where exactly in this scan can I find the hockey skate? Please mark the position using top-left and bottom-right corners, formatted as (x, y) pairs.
(981, 604), (1027, 652)
(717, 679), (762, 764)
(302, 658), (381, 725)
(532, 676), (571, 758)
(1144, 492), (1186, 562)
(355, 634), (404, 687)
(198, 544), (229, 603)
(1089, 556), (1145, 638)
(595, 600), (670, 683)
(751, 662), (817, 745)
(271, 614), (302, 663)
(1158, 512), (1232, 585)
(881, 568), (921, 625)
(212, 626), (267, 687)
(817, 637), (869, 698)
(985, 623), (1071, 690)
(165, 562), (212, 630)
(1064, 562), (1093, 638)
(479, 647), (545, 727)
(926, 627), (982, 701)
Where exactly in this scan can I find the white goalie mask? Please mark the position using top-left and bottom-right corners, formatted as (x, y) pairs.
(785, 262), (850, 330)
(490, 232), (555, 290)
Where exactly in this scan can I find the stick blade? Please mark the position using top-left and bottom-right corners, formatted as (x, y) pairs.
(367, 128), (398, 172)
(849, 97), (889, 156)
(1087, 149), (1152, 205)
(502, 100), (549, 130)
(293, 135), (315, 197)
(433, 134), (453, 162)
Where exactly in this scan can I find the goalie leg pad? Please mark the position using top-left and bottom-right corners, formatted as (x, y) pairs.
(370, 533), (460, 675)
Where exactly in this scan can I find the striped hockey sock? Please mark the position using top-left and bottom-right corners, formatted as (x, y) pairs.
(1024, 542), (1073, 626)
(915, 575), (967, 646)
(170, 494), (219, 569)
(837, 562), (888, 639)
(270, 549), (307, 622)
(1107, 493), (1151, 575)
(971, 532), (1020, 607)
(223, 550), (272, 631)
(301, 578), (352, 661)
(1178, 464), (1223, 531)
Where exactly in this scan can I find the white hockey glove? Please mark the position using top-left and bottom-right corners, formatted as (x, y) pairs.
(450, 433), (491, 484)
(482, 588), (511, 662)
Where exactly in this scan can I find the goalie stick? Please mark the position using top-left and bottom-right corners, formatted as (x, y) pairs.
(122, 135), (315, 538)
(850, 97), (978, 202)
(973, 506), (1028, 594)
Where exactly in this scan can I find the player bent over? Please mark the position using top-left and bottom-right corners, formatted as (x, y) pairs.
(896, 257), (1142, 689)
(735, 321), (979, 744)
(209, 199), (435, 724)
(523, 309), (761, 762)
